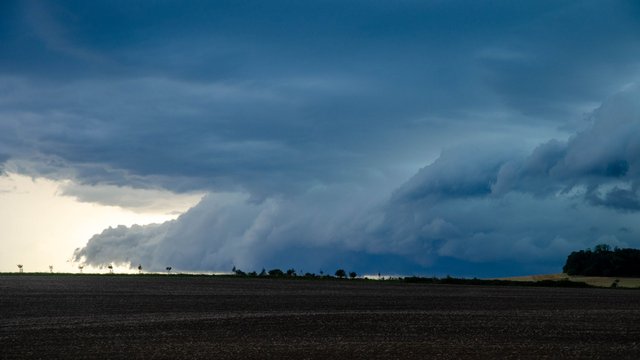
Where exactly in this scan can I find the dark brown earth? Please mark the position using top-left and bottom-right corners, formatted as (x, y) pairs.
(1, 275), (639, 359)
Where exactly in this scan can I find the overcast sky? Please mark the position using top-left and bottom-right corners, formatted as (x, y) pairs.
(1, 0), (640, 276)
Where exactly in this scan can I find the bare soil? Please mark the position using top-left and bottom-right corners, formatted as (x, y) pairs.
(1, 275), (639, 359)
(501, 273), (640, 288)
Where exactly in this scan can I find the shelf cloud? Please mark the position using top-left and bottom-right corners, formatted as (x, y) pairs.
(75, 86), (640, 275)
(1, 0), (639, 276)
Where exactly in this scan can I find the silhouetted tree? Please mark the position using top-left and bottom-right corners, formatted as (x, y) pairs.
(259, 268), (267, 276)
(564, 244), (640, 277)
(17, 264), (23, 273)
(138, 264), (143, 274)
(349, 271), (357, 279)
(286, 268), (297, 277)
(107, 264), (113, 274)
(268, 268), (284, 277)
(594, 244), (611, 253)
(49, 265), (53, 274)
(335, 269), (346, 279)
(166, 266), (172, 274)
(78, 265), (84, 273)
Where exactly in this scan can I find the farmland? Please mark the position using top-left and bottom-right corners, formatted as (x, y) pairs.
(500, 273), (640, 288)
(1, 275), (639, 359)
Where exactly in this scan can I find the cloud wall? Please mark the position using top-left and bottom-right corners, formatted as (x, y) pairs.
(75, 87), (640, 276)
(2, 1), (639, 276)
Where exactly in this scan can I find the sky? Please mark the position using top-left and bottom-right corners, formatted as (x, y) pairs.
(1, 0), (640, 276)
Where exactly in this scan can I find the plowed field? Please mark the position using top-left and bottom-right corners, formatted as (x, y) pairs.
(1, 275), (639, 359)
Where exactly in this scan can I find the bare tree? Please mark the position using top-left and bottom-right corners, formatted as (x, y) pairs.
(17, 264), (23, 273)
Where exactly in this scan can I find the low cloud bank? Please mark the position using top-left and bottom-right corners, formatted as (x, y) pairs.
(75, 87), (640, 276)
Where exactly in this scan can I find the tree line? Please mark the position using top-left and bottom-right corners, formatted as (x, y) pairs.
(232, 266), (358, 279)
(563, 244), (640, 277)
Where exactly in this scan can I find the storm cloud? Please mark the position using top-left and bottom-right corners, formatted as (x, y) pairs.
(75, 87), (640, 275)
(370, 86), (640, 268)
(2, 1), (640, 276)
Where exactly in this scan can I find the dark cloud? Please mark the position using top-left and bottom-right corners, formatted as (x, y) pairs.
(2, 1), (640, 275)
(495, 86), (640, 203)
(74, 187), (386, 272)
(2, 1), (638, 198)
(362, 86), (640, 269)
(75, 87), (640, 275)
(587, 187), (640, 212)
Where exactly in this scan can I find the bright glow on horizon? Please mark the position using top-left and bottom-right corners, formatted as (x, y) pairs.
(0, 173), (201, 273)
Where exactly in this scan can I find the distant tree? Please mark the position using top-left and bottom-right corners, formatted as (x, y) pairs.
(563, 244), (640, 277)
(107, 265), (113, 274)
(259, 268), (267, 276)
(268, 268), (284, 277)
(286, 268), (297, 277)
(319, 270), (324, 275)
(232, 265), (237, 273)
(78, 265), (84, 273)
(335, 269), (346, 279)
(17, 264), (23, 273)
(234, 268), (246, 276)
(138, 264), (143, 274)
(166, 266), (172, 274)
(248, 271), (258, 277)
(349, 271), (357, 279)
(49, 265), (53, 274)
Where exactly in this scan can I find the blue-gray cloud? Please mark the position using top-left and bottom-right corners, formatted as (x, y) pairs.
(2, 1), (638, 196)
(362, 86), (640, 267)
(75, 87), (640, 276)
(2, 1), (640, 275)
